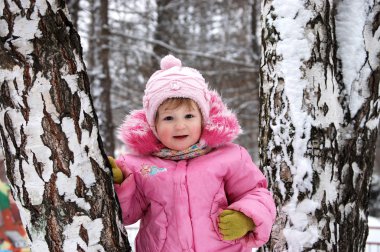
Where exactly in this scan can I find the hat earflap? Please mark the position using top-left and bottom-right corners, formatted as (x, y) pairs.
(200, 90), (242, 148)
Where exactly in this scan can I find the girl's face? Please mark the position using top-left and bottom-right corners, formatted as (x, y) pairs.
(155, 100), (202, 151)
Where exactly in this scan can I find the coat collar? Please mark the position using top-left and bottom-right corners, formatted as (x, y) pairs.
(118, 90), (242, 155)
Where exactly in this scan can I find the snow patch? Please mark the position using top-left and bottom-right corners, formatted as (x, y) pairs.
(6, 0), (20, 14)
(55, 116), (101, 211)
(368, 216), (380, 245)
(26, 72), (55, 182)
(293, 157), (313, 193)
(12, 14), (41, 55)
(0, 66), (25, 105)
(61, 117), (97, 187)
(56, 172), (91, 211)
(30, 240), (50, 251)
(0, 19), (8, 37)
(283, 226), (319, 251)
(76, 92), (105, 169)
(62, 74), (79, 93)
(335, 1), (370, 116)
(21, 158), (45, 205)
(74, 51), (85, 72)
(20, 0), (30, 9)
(365, 101), (379, 130)
(0, 67), (48, 206)
(310, 66), (344, 128)
(0, 1), (4, 16)
(35, 0), (48, 16)
(365, 118), (379, 130)
(62, 216), (105, 251)
(318, 165), (338, 204)
(351, 162), (362, 189)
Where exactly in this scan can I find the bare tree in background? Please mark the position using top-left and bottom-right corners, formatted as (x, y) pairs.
(67, 0), (80, 30)
(153, 0), (186, 66)
(369, 126), (380, 217)
(151, 0), (262, 157)
(0, 1), (130, 250)
(87, 0), (115, 155)
(75, 0), (262, 157)
(260, 0), (379, 251)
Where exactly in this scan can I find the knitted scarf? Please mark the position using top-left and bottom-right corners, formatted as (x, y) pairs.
(153, 142), (212, 160)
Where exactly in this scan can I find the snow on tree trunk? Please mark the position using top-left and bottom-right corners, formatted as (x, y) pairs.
(260, 0), (379, 251)
(0, 1), (130, 251)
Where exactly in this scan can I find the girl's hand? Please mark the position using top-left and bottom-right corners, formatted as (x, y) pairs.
(108, 156), (124, 184)
(218, 209), (255, 240)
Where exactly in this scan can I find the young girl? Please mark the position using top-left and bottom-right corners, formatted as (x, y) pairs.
(110, 55), (276, 252)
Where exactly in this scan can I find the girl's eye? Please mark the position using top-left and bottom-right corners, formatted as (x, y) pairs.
(185, 114), (194, 119)
(163, 116), (174, 121)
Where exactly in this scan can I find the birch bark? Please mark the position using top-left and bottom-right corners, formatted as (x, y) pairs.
(0, 1), (130, 251)
(260, 0), (380, 250)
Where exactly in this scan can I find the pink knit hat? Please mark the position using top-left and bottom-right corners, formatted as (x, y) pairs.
(143, 55), (211, 133)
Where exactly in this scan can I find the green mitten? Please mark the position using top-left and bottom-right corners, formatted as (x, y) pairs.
(108, 156), (124, 184)
(218, 209), (255, 240)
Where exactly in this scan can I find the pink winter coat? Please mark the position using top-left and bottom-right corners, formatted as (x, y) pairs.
(115, 91), (276, 252)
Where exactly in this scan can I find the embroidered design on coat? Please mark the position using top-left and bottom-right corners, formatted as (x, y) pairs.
(140, 164), (167, 176)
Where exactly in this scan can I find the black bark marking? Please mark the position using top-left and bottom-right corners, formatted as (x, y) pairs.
(81, 112), (94, 136)
(41, 107), (73, 177)
(79, 224), (89, 245)
(33, 152), (44, 180)
(75, 176), (87, 199)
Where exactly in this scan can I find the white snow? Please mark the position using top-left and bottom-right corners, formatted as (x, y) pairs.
(35, 0), (48, 16)
(0, 67), (50, 207)
(0, 66), (25, 105)
(262, 0), (380, 249)
(352, 162), (362, 189)
(55, 117), (99, 211)
(125, 216), (380, 252)
(311, 65), (344, 128)
(367, 216), (380, 246)
(0, 19), (8, 37)
(74, 51), (85, 72)
(62, 216), (105, 251)
(269, 0), (319, 249)
(0, 1), (4, 16)
(11, 15), (41, 55)
(335, 1), (372, 117)
(30, 240), (50, 251)
(6, 0), (21, 14)
(283, 226), (319, 251)
(62, 74), (79, 93)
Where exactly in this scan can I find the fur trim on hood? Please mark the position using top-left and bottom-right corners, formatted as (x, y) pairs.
(118, 90), (241, 155)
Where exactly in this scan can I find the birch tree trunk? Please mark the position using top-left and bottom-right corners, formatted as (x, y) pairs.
(260, 0), (380, 251)
(0, 1), (130, 251)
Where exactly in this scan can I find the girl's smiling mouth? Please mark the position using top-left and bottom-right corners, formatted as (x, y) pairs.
(173, 135), (188, 139)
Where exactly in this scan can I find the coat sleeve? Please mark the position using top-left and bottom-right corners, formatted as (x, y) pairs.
(114, 155), (148, 225)
(224, 146), (276, 248)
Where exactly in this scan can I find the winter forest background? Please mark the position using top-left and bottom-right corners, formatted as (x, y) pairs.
(67, 0), (380, 216)
(0, 0), (379, 251)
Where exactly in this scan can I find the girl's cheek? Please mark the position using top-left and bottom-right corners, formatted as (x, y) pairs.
(157, 126), (171, 140)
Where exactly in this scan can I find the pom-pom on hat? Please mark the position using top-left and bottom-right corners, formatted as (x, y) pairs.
(143, 55), (211, 134)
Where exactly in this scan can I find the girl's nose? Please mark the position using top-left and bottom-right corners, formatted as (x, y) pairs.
(174, 121), (186, 130)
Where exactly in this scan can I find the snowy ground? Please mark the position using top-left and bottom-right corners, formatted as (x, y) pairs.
(367, 216), (380, 252)
(125, 216), (380, 252)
